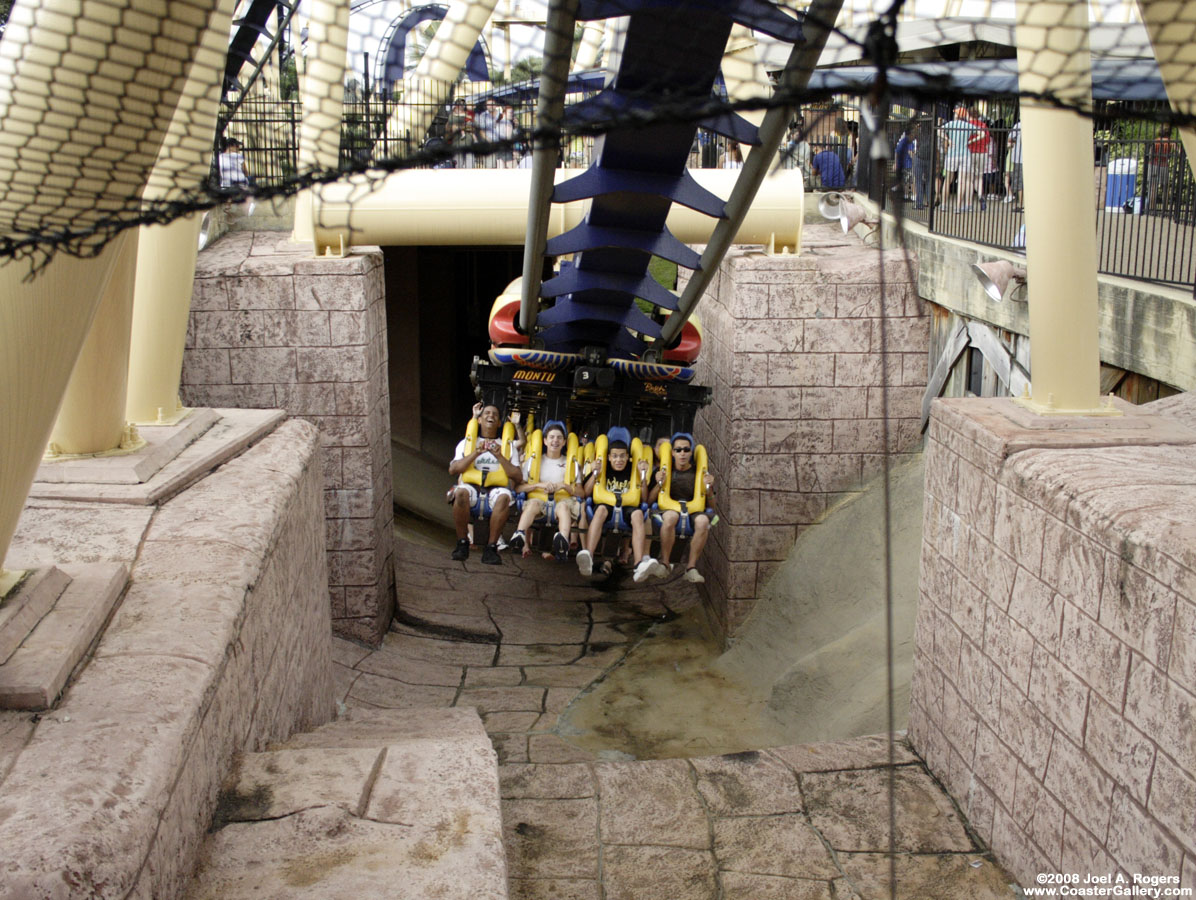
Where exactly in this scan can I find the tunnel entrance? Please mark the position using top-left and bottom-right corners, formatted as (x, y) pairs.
(385, 245), (522, 522)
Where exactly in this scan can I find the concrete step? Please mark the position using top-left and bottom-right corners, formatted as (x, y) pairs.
(0, 564), (129, 710)
(187, 707), (508, 900)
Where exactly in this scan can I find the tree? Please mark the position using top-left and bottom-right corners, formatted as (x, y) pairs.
(279, 53), (298, 101)
(490, 57), (543, 86)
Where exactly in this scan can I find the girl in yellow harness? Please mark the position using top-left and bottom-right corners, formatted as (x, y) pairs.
(510, 422), (583, 561)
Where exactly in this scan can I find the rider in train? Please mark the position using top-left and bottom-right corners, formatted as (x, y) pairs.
(645, 431), (715, 583)
(448, 403), (522, 564)
(575, 429), (666, 582)
(510, 420), (584, 561)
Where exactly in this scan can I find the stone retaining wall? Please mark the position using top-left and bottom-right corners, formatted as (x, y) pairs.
(182, 232), (395, 643)
(691, 228), (927, 640)
(909, 396), (1196, 890)
(0, 419), (334, 898)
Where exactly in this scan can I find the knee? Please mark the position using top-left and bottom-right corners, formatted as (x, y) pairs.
(453, 489), (470, 507)
(694, 516), (710, 534)
(492, 494), (511, 511)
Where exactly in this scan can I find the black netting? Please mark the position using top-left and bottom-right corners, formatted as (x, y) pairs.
(0, 0), (1193, 282)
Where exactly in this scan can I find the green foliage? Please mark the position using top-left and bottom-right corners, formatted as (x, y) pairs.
(490, 57), (544, 86)
(0, 0), (10, 28)
(279, 54), (298, 101)
(1095, 118), (1167, 198)
(635, 256), (678, 317)
(406, 20), (440, 74)
(648, 255), (678, 290)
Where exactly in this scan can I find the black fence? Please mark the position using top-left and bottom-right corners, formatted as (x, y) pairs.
(867, 102), (1195, 289)
(218, 94), (1195, 289)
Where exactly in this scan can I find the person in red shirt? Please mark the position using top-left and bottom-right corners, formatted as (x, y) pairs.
(966, 109), (992, 211)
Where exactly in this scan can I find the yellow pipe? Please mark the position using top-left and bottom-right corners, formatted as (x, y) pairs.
(295, 0), (350, 244)
(1015, 0), (1105, 415)
(312, 168), (804, 252)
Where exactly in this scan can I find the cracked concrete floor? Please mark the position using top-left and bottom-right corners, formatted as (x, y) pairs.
(329, 519), (1022, 899)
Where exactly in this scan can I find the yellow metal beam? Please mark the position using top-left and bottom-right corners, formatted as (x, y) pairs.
(1015, 0), (1108, 415)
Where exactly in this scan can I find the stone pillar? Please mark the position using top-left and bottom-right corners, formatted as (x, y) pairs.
(909, 395), (1196, 888)
(691, 228), (927, 641)
(180, 232), (394, 644)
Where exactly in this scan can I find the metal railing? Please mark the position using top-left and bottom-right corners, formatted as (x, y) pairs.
(217, 93), (1195, 289)
(867, 103), (1195, 289)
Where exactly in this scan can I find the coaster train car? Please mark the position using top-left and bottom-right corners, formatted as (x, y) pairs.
(476, 275), (712, 443)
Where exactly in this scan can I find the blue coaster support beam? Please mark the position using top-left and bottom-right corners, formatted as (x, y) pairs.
(521, 0), (806, 360)
(661, 0), (845, 344)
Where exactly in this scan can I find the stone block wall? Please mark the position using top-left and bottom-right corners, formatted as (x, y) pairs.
(690, 227), (927, 639)
(0, 419), (335, 898)
(909, 396), (1196, 890)
(182, 232), (394, 643)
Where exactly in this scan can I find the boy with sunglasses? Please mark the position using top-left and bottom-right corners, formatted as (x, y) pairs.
(645, 434), (715, 583)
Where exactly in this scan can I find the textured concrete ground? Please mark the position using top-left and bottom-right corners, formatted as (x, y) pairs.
(328, 527), (1023, 900)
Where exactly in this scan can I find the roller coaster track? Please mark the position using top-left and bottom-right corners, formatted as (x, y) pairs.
(519, 0), (840, 361)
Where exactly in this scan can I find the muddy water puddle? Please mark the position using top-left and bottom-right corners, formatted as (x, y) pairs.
(558, 606), (796, 760)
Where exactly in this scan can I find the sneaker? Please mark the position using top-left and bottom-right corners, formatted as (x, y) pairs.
(633, 557), (655, 583)
(1003, 195), (1013, 204)
(576, 549), (593, 576)
(552, 532), (569, 562)
(651, 559), (670, 579)
(496, 537), (509, 552)
(451, 538), (470, 561)
(684, 567), (705, 583)
(509, 530), (526, 552)
(481, 543), (501, 565)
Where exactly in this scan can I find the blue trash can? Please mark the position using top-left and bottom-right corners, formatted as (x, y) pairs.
(1105, 158), (1137, 211)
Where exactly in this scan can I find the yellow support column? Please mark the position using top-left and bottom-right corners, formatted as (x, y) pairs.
(295, 0), (350, 248)
(573, 21), (605, 70)
(0, 237), (133, 575)
(1135, 0), (1196, 173)
(721, 25), (767, 157)
(1015, 0), (1107, 415)
(376, 0), (501, 186)
(125, 0), (235, 426)
(48, 235), (142, 455)
(124, 215), (207, 425)
(0, 0), (227, 572)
